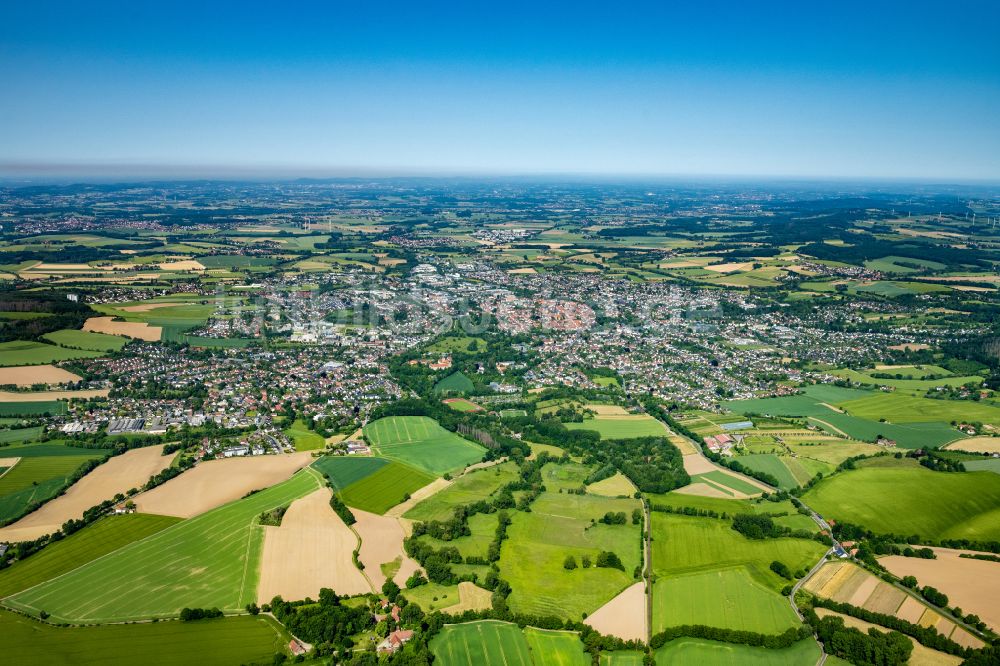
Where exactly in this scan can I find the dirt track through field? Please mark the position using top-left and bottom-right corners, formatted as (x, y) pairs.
(881, 547), (1000, 631)
(257, 487), (371, 602)
(351, 508), (420, 589)
(385, 477), (452, 518)
(0, 445), (174, 543)
(0, 365), (83, 386)
(84, 317), (162, 341)
(584, 582), (647, 642)
(133, 453), (312, 518)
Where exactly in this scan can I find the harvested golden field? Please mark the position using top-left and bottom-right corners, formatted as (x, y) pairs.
(944, 437), (1000, 453)
(586, 472), (636, 497)
(156, 260), (206, 271)
(0, 445), (174, 542)
(442, 582), (493, 614)
(814, 609), (960, 666)
(804, 561), (983, 649)
(585, 404), (629, 416)
(0, 456), (20, 469)
(257, 488), (370, 602)
(705, 261), (754, 273)
(672, 482), (731, 498)
(351, 508), (420, 589)
(0, 389), (109, 402)
(881, 547), (1000, 631)
(133, 453), (312, 518)
(583, 582), (646, 642)
(84, 316), (162, 341)
(0, 365), (82, 386)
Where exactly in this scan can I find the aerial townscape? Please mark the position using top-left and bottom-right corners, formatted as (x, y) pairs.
(1, 178), (999, 666)
(2, 2), (999, 665)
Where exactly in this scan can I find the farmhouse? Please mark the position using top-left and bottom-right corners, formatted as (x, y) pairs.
(377, 629), (414, 654)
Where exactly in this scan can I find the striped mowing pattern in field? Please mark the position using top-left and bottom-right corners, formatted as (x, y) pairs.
(430, 620), (533, 666)
(0, 513), (182, 598)
(363, 416), (485, 475)
(7, 470), (320, 622)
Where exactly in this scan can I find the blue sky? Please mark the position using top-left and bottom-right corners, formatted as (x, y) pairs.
(1, 1), (998, 180)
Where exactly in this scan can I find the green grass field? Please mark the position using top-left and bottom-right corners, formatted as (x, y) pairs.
(724, 385), (873, 418)
(736, 454), (799, 490)
(653, 637), (821, 665)
(0, 426), (43, 443)
(434, 371), (475, 394)
(6, 470), (320, 622)
(691, 470), (763, 495)
(405, 462), (520, 522)
(829, 368), (983, 391)
(0, 340), (104, 366)
(564, 415), (667, 439)
(0, 401), (68, 417)
(0, 454), (103, 523)
(364, 416), (485, 475)
(430, 620), (533, 666)
(650, 513), (825, 591)
(339, 460), (436, 514)
(417, 512), (498, 560)
(41, 329), (127, 352)
(0, 513), (182, 597)
(282, 419), (325, 451)
(804, 466), (1000, 541)
(0, 441), (99, 457)
(601, 651), (646, 665)
(837, 393), (1000, 426)
(499, 490), (641, 620)
(806, 413), (964, 449)
(427, 336), (487, 353)
(524, 627), (589, 665)
(312, 455), (388, 490)
(652, 568), (800, 635)
(1, 610), (292, 665)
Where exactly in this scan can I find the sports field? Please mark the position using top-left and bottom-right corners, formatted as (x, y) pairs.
(653, 637), (822, 665)
(0, 513), (181, 597)
(652, 567), (800, 634)
(312, 455), (388, 489)
(0, 340), (104, 366)
(339, 460), (436, 514)
(41, 329), (127, 352)
(804, 466), (1000, 541)
(283, 418), (325, 451)
(363, 416), (485, 475)
(1, 610), (293, 666)
(499, 490), (641, 619)
(430, 620), (533, 666)
(405, 461), (519, 522)
(7, 470), (320, 622)
(444, 397), (481, 412)
(564, 414), (667, 439)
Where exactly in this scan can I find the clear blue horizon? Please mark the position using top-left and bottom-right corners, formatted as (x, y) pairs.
(1, 1), (998, 180)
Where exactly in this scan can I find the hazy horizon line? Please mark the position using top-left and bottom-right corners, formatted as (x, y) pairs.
(1, 162), (999, 189)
